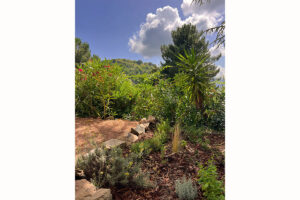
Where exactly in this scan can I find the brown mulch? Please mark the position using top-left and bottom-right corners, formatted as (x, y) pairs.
(111, 133), (225, 200)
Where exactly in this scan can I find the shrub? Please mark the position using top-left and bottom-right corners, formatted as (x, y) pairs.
(130, 140), (152, 156)
(75, 59), (137, 118)
(182, 125), (205, 143)
(180, 140), (187, 148)
(203, 81), (225, 132)
(175, 177), (198, 200)
(198, 160), (224, 200)
(131, 83), (156, 119)
(131, 120), (171, 156)
(76, 147), (152, 189)
(131, 78), (179, 123)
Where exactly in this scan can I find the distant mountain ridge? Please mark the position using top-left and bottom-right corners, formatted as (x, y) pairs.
(111, 58), (159, 76)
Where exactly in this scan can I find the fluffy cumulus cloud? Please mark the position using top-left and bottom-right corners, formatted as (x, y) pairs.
(128, 6), (183, 58)
(129, 0), (225, 58)
(215, 65), (225, 79)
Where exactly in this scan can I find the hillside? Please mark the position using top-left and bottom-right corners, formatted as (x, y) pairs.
(111, 58), (159, 76)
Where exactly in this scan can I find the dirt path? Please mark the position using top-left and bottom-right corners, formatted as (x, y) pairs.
(75, 118), (138, 156)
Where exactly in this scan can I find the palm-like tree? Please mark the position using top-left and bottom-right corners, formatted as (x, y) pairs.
(176, 49), (219, 112)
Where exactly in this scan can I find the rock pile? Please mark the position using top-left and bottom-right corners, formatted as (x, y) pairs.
(76, 116), (157, 199)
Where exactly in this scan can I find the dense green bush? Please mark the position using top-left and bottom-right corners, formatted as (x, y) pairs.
(175, 177), (198, 200)
(174, 73), (225, 132)
(198, 160), (224, 200)
(75, 59), (137, 118)
(181, 125), (204, 144)
(76, 147), (152, 189)
(203, 81), (225, 131)
(75, 57), (224, 133)
(130, 75), (179, 124)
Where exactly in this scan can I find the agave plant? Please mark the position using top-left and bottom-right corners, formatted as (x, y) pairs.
(176, 48), (219, 112)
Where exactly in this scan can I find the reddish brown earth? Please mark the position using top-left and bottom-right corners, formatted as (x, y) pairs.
(75, 118), (139, 156)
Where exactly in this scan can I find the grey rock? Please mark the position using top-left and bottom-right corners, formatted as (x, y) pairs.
(102, 139), (126, 149)
(140, 122), (150, 130)
(125, 133), (139, 144)
(131, 125), (145, 136)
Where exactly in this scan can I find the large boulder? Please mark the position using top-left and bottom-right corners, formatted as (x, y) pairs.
(125, 133), (139, 144)
(76, 179), (112, 200)
(131, 125), (145, 136)
(75, 179), (96, 200)
(91, 189), (112, 200)
(102, 139), (126, 149)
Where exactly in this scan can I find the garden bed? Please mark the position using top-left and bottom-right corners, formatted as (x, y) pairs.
(111, 133), (225, 200)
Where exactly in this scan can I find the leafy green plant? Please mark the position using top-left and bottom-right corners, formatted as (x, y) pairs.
(203, 81), (225, 131)
(176, 48), (220, 112)
(198, 160), (224, 200)
(175, 177), (198, 200)
(131, 120), (171, 156)
(76, 147), (152, 189)
(130, 140), (152, 156)
(75, 59), (137, 118)
(180, 140), (187, 148)
(182, 125), (205, 143)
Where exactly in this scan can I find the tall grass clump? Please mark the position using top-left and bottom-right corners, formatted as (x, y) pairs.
(172, 123), (181, 153)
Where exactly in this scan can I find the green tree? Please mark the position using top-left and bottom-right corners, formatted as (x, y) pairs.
(92, 54), (100, 61)
(136, 60), (143, 65)
(160, 24), (217, 79)
(75, 38), (91, 65)
(176, 48), (219, 112)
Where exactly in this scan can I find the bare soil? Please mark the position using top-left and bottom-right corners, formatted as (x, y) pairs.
(75, 118), (139, 156)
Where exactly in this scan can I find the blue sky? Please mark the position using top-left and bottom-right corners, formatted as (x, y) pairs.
(76, 0), (224, 69)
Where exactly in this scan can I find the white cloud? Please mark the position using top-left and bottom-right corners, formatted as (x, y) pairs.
(128, 6), (182, 58)
(209, 44), (225, 57)
(129, 0), (225, 58)
(181, 0), (225, 16)
(215, 65), (225, 79)
(184, 12), (222, 31)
